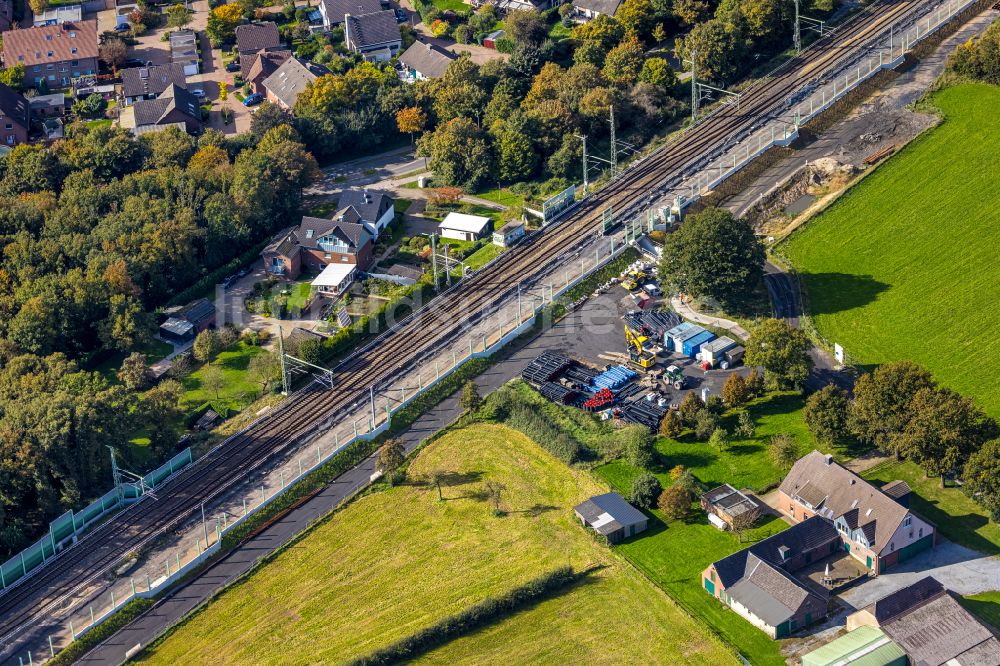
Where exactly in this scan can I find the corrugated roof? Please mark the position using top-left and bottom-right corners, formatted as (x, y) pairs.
(574, 492), (646, 530)
(802, 626), (906, 666)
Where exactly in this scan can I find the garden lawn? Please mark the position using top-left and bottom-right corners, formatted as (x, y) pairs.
(475, 186), (525, 209)
(87, 338), (174, 385)
(463, 243), (502, 270)
(781, 84), (1000, 416)
(959, 591), (1000, 631)
(137, 424), (735, 665)
(597, 392), (825, 495)
(180, 342), (265, 416)
(862, 459), (1000, 556)
(594, 463), (789, 666)
(430, 0), (469, 12)
(284, 281), (312, 311)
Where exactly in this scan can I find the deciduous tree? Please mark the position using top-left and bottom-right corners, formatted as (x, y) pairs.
(166, 3), (193, 30)
(678, 391), (704, 427)
(395, 106), (427, 143)
(848, 361), (935, 452)
(768, 433), (798, 469)
(201, 363), (225, 402)
(659, 409), (682, 438)
(658, 484), (693, 520)
(639, 57), (678, 89)
(963, 438), (1000, 522)
(744, 318), (811, 389)
(622, 425), (656, 469)
(417, 118), (493, 190)
(117, 351), (148, 391)
(630, 472), (663, 509)
(461, 380), (481, 412)
(377, 438), (406, 485)
(99, 39), (128, 75)
(803, 384), (849, 446)
(722, 373), (749, 407)
(193, 329), (222, 362)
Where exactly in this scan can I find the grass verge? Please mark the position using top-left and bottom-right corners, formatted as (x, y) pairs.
(50, 599), (153, 666)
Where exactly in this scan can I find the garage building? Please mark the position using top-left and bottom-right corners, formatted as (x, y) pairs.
(438, 213), (491, 241)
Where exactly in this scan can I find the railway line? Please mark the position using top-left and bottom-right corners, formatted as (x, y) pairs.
(0, 0), (942, 658)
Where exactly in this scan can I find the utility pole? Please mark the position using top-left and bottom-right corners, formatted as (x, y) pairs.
(369, 386), (376, 426)
(444, 244), (452, 287)
(576, 134), (588, 194)
(794, 0), (801, 54)
(278, 326), (289, 395)
(609, 106), (617, 178)
(689, 49), (698, 124)
(430, 233), (438, 290)
(107, 446), (123, 501)
(200, 501), (210, 548)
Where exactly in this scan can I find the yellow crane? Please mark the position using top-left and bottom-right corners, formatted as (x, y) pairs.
(625, 324), (656, 370)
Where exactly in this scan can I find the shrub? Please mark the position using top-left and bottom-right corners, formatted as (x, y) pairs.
(506, 404), (583, 463)
(735, 410), (755, 438)
(704, 394), (725, 415)
(629, 472), (662, 509)
(658, 484), (693, 520)
(669, 464), (685, 480)
(619, 425), (655, 469)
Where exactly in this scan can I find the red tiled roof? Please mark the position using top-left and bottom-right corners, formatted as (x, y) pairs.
(2, 20), (98, 66)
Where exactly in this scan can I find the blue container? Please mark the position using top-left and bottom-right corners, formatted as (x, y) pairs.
(682, 330), (716, 358)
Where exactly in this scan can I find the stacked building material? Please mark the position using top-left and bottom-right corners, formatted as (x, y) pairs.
(521, 351), (572, 385)
(619, 399), (669, 430)
(539, 382), (576, 404)
(589, 366), (638, 392)
(623, 310), (681, 340)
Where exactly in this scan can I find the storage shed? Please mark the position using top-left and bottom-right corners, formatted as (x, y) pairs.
(801, 626), (906, 666)
(492, 220), (525, 248)
(573, 492), (647, 543)
(438, 213), (491, 241)
(682, 330), (715, 358)
(700, 336), (737, 367)
(665, 321), (705, 352)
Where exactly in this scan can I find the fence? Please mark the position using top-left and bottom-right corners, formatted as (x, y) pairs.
(0, 449), (193, 593)
(670, 0), (979, 213)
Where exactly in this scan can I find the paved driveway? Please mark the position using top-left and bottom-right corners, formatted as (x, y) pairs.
(839, 540), (1000, 611)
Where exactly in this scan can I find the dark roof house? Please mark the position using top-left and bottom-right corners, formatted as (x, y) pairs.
(262, 213), (375, 282)
(344, 10), (402, 61)
(319, 0), (381, 28)
(573, 492), (648, 543)
(262, 57), (329, 110)
(334, 189), (394, 238)
(847, 576), (1000, 666)
(703, 516), (838, 638)
(572, 0), (623, 18)
(398, 41), (457, 81)
(121, 63), (187, 103)
(244, 48), (292, 93)
(0, 0), (12, 32)
(235, 22), (281, 53)
(132, 84), (202, 134)
(0, 82), (30, 148)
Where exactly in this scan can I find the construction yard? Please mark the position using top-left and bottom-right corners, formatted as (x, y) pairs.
(780, 83), (1000, 416)
(135, 424), (735, 665)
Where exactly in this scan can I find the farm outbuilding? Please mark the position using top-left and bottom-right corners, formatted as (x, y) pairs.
(801, 626), (906, 666)
(438, 213), (491, 241)
(574, 492), (647, 543)
(682, 330), (716, 358)
(700, 336), (737, 367)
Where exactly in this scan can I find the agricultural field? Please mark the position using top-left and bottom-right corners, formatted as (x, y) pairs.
(137, 424), (735, 665)
(863, 459), (1000, 556)
(781, 84), (1000, 416)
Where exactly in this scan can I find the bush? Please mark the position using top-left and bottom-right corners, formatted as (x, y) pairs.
(629, 472), (662, 509)
(506, 404), (583, 463)
(704, 394), (725, 415)
(658, 484), (692, 520)
(48, 599), (153, 666)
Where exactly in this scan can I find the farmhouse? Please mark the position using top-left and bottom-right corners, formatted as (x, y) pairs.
(702, 516), (837, 638)
(701, 484), (760, 530)
(573, 492), (647, 543)
(778, 451), (935, 574)
(344, 11), (402, 61)
(438, 212), (491, 241)
(846, 576), (1000, 665)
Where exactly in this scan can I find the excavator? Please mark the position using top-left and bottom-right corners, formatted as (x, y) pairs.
(621, 270), (648, 291)
(625, 324), (656, 370)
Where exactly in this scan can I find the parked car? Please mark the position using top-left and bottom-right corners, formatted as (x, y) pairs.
(225, 61), (240, 73)
(221, 275), (238, 290)
(394, 8), (407, 21)
(123, 58), (145, 68)
(243, 92), (264, 106)
(236, 267), (250, 277)
(191, 89), (206, 98)
(114, 23), (130, 32)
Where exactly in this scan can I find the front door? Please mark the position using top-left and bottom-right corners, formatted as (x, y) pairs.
(866, 555), (873, 569)
(844, 542), (851, 554)
(704, 578), (715, 595)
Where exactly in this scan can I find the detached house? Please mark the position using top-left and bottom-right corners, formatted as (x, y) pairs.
(0, 82), (30, 148)
(262, 57), (329, 110)
(235, 22), (282, 77)
(398, 41), (456, 81)
(120, 63), (187, 105)
(132, 83), (202, 135)
(262, 214), (375, 297)
(571, 0), (623, 20)
(335, 189), (394, 239)
(703, 516), (838, 638)
(318, 0), (381, 29)
(2, 20), (99, 89)
(344, 11), (401, 61)
(778, 451), (935, 574)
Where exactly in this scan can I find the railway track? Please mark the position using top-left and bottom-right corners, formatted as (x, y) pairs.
(0, 0), (937, 656)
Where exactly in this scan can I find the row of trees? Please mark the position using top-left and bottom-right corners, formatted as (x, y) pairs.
(947, 20), (1000, 84)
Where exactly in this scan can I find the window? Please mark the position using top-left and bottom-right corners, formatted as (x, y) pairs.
(46, 64), (54, 70)
(341, 256), (349, 262)
(710, 571), (715, 582)
(18, 56), (24, 62)
(72, 60), (79, 66)
(890, 542), (895, 552)
(33, 66), (40, 72)
(4, 123), (11, 130)
(324, 253), (331, 259)
(918, 528), (923, 538)
(6, 136), (13, 145)
(71, 48), (77, 55)
(904, 516), (912, 527)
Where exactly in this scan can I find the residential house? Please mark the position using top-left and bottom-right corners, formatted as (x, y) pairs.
(235, 22), (281, 75)
(573, 492), (648, 544)
(439, 212), (491, 241)
(132, 83), (202, 134)
(344, 11), (401, 61)
(0, 0), (12, 32)
(33, 5), (83, 27)
(159, 298), (216, 344)
(169, 30), (200, 76)
(260, 56), (327, 109)
(571, 0), (623, 20)
(245, 49), (292, 95)
(778, 451), (935, 574)
(261, 214), (374, 296)
(120, 63), (187, 105)
(492, 221), (525, 248)
(800, 626), (907, 666)
(702, 516), (839, 638)
(477, 0), (558, 11)
(847, 576), (1000, 665)
(398, 41), (456, 82)
(0, 82), (30, 148)
(2, 21), (99, 89)
(318, 0), (381, 29)
(701, 484), (761, 530)
(335, 189), (394, 239)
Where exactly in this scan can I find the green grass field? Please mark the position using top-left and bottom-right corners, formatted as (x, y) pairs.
(782, 84), (1000, 416)
(863, 459), (1000, 555)
(138, 424), (735, 665)
(960, 591), (1000, 631)
(181, 342), (265, 416)
(597, 392), (827, 495)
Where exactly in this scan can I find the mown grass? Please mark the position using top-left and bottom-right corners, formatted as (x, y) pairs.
(781, 84), (1000, 416)
(462, 242), (503, 270)
(959, 591), (1000, 631)
(137, 424), (735, 665)
(180, 342), (265, 415)
(863, 459), (1000, 556)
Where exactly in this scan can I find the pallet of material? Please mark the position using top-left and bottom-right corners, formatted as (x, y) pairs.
(863, 144), (896, 165)
(521, 351), (572, 384)
(539, 381), (576, 404)
(563, 365), (598, 384)
(620, 400), (668, 430)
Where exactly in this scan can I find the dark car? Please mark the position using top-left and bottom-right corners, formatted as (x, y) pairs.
(243, 92), (264, 106)
(114, 23), (130, 32)
(123, 58), (145, 68)
(394, 8), (407, 22)
(221, 275), (238, 290)
(225, 61), (240, 73)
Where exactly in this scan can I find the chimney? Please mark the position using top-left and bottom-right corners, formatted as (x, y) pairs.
(824, 454), (833, 465)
